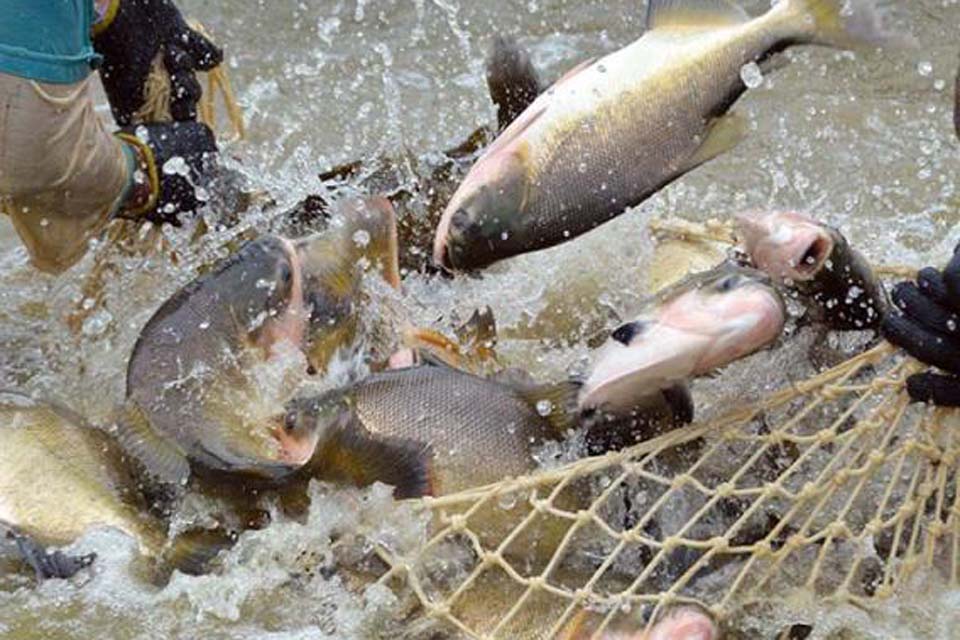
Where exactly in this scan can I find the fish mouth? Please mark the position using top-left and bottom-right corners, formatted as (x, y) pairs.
(734, 211), (835, 283)
(271, 423), (320, 467)
(789, 230), (834, 280)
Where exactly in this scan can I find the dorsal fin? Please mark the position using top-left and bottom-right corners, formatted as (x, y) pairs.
(645, 0), (750, 31)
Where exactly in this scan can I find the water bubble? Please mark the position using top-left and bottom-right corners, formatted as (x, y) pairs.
(162, 156), (189, 176)
(917, 61), (933, 77)
(740, 62), (763, 89)
(498, 492), (518, 510)
(352, 229), (371, 247)
(536, 400), (554, 416)
(81, 309), (113, 337)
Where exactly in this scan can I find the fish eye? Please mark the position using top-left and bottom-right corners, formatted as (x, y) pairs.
(278, 262), (293, 289)
(714, 275), (740, 293)
(611, 321), (643, 345)
(284, 410), (299, 433)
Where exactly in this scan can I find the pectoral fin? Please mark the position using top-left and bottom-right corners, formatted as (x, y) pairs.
(310, 416), (435, 499)
(8, 531), (96, 582)
(112, 402), (191, 488)
(159, 526), (236, 579)
(684, 112), (746, 172)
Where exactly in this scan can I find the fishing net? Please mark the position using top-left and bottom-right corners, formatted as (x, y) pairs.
(358, 223), (959, 639)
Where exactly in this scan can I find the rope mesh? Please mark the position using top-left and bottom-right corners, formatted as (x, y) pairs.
(360, 224), (958, 638)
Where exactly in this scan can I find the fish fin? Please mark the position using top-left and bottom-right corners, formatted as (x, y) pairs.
(402, 326), (464, 362)
(354, 196), (401, 289)
(512, 379), (583, 437)
(456, 306), (498, 348)
(313, 416), (435, 499)
(645, 0), (750, 31)
(776, 0), (889, 49)
(111, 402), (191, 488)
(663, 382), (695, 425)
(8, 530), (96, 582)
(160, 526), (236, 578)
(685, 112), (746, 171)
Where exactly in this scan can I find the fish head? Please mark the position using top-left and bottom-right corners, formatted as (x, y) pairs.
(281, 392), (348, 456)
(580, 264), (785, 414)
(295, 197), (399, 373)
(239, 236), (309, 356)
(434, 140), (532, 271)
(735, 210), (837, 285)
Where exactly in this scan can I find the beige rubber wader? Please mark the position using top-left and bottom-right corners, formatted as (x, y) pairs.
(0, 72), (130, 274)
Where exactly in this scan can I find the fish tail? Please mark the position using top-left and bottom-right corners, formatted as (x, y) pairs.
(774, 0), (887, 49)
(156, 526), (236, 581)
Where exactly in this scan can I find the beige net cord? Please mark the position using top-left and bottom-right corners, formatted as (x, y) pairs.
(367, 341), (959, 639)
(135, 21), (245, 141)
(356, 221), (959, 639)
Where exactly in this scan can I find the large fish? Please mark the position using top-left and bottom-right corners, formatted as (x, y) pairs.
(434, 0), (883, 270)
(735, 210), (887, 330)
(122, 198), (400, 486)
(581, 263), (785, 415)
(0, 392), (228, 581)
(286, 363), (581, 497)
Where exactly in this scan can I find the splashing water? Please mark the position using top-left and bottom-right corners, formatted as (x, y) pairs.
(1, 0), (960, 637)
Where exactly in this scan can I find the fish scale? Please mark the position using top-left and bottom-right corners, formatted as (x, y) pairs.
(350, 366), (558, 494)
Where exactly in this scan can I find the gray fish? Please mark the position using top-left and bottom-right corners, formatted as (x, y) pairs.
(287, 364), (580, 497)
(435, 0), (885, 270)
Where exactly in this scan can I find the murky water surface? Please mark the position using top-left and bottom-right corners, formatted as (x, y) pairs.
(1, 0), (960, 637)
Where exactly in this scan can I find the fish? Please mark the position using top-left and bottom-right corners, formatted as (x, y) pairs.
(0, 391), (229, 582)
(122, 233), (319, 485)
(487, 34), (543, 131)
(434, 0), (885, 270)
(561, 605), (719, 640)
(287, 363), (581, 497)
(295, 196), (401, 375)
(734, 210), (887, 330)
(121, 197), (400, 486)
(581, 263), (786, 416)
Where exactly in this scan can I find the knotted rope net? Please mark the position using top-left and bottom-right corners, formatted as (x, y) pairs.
(357, 224), (957, 639)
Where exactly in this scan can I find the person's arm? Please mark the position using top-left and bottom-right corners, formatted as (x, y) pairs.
(881, 247), (960, 406)
(92, 0), (222, 125)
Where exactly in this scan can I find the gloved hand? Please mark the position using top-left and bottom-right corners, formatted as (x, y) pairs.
(117, 121), (218, 226)
(881, 246), (960, 406)
(93, 0), (223, 125)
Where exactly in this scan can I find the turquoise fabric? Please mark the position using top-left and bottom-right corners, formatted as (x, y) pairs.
(0, 1), (100, 84)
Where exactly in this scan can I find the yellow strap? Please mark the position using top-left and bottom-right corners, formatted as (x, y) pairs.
(115, 132), (160, 218)
(92, 0), (121, 37)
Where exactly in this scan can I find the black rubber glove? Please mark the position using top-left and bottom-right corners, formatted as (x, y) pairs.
(117, 121), (218, 226)
(881, 246), (960, 406)
(93, 0), (223, 125)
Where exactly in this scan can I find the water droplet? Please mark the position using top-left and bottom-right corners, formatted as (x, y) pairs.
(917, 61), (933, 77)
(81, 309), (113, 337)
(498, 492), (517, 510)
(162, 156), (189, 176)
(536, 400), (553, 416)
(353, 229), (371, 247)
(740, 62), (763, 89)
